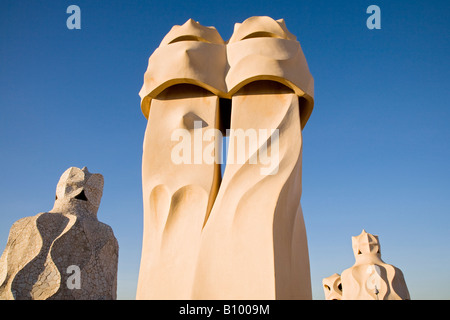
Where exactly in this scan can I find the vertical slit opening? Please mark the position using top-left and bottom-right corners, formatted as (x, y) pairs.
(219, 98), (232, 178)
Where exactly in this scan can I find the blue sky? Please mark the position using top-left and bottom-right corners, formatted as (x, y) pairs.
(0, 0), (449, 300)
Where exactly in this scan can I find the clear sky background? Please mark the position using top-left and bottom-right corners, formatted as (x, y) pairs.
(0, 0), (449, 300)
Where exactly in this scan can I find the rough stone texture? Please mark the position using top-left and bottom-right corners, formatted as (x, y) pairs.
(323, 230), (410, 300)
(0, 167), (118, 300)
(137, 16), (314, 299)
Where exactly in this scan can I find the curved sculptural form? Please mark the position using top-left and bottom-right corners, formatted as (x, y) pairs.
(137, 19), (227, 299)
(322, 273), (342, 300)
(324, 230), (410, 300)
(137, 16), (314, 299)
(0, 167), (118, 300)
(192, 16), (314, 299)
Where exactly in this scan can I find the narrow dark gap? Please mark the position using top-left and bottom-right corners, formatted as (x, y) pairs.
(201, 97), (231, 229)
(298, 96), (308, 126)
(219, 98), (231, 137)
(219, 98), (232, 178)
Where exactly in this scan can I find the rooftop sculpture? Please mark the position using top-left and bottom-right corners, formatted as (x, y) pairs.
(323, 230), (410, 300)
(137, 16), (314, 299)
(0, 167), (118, 300)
